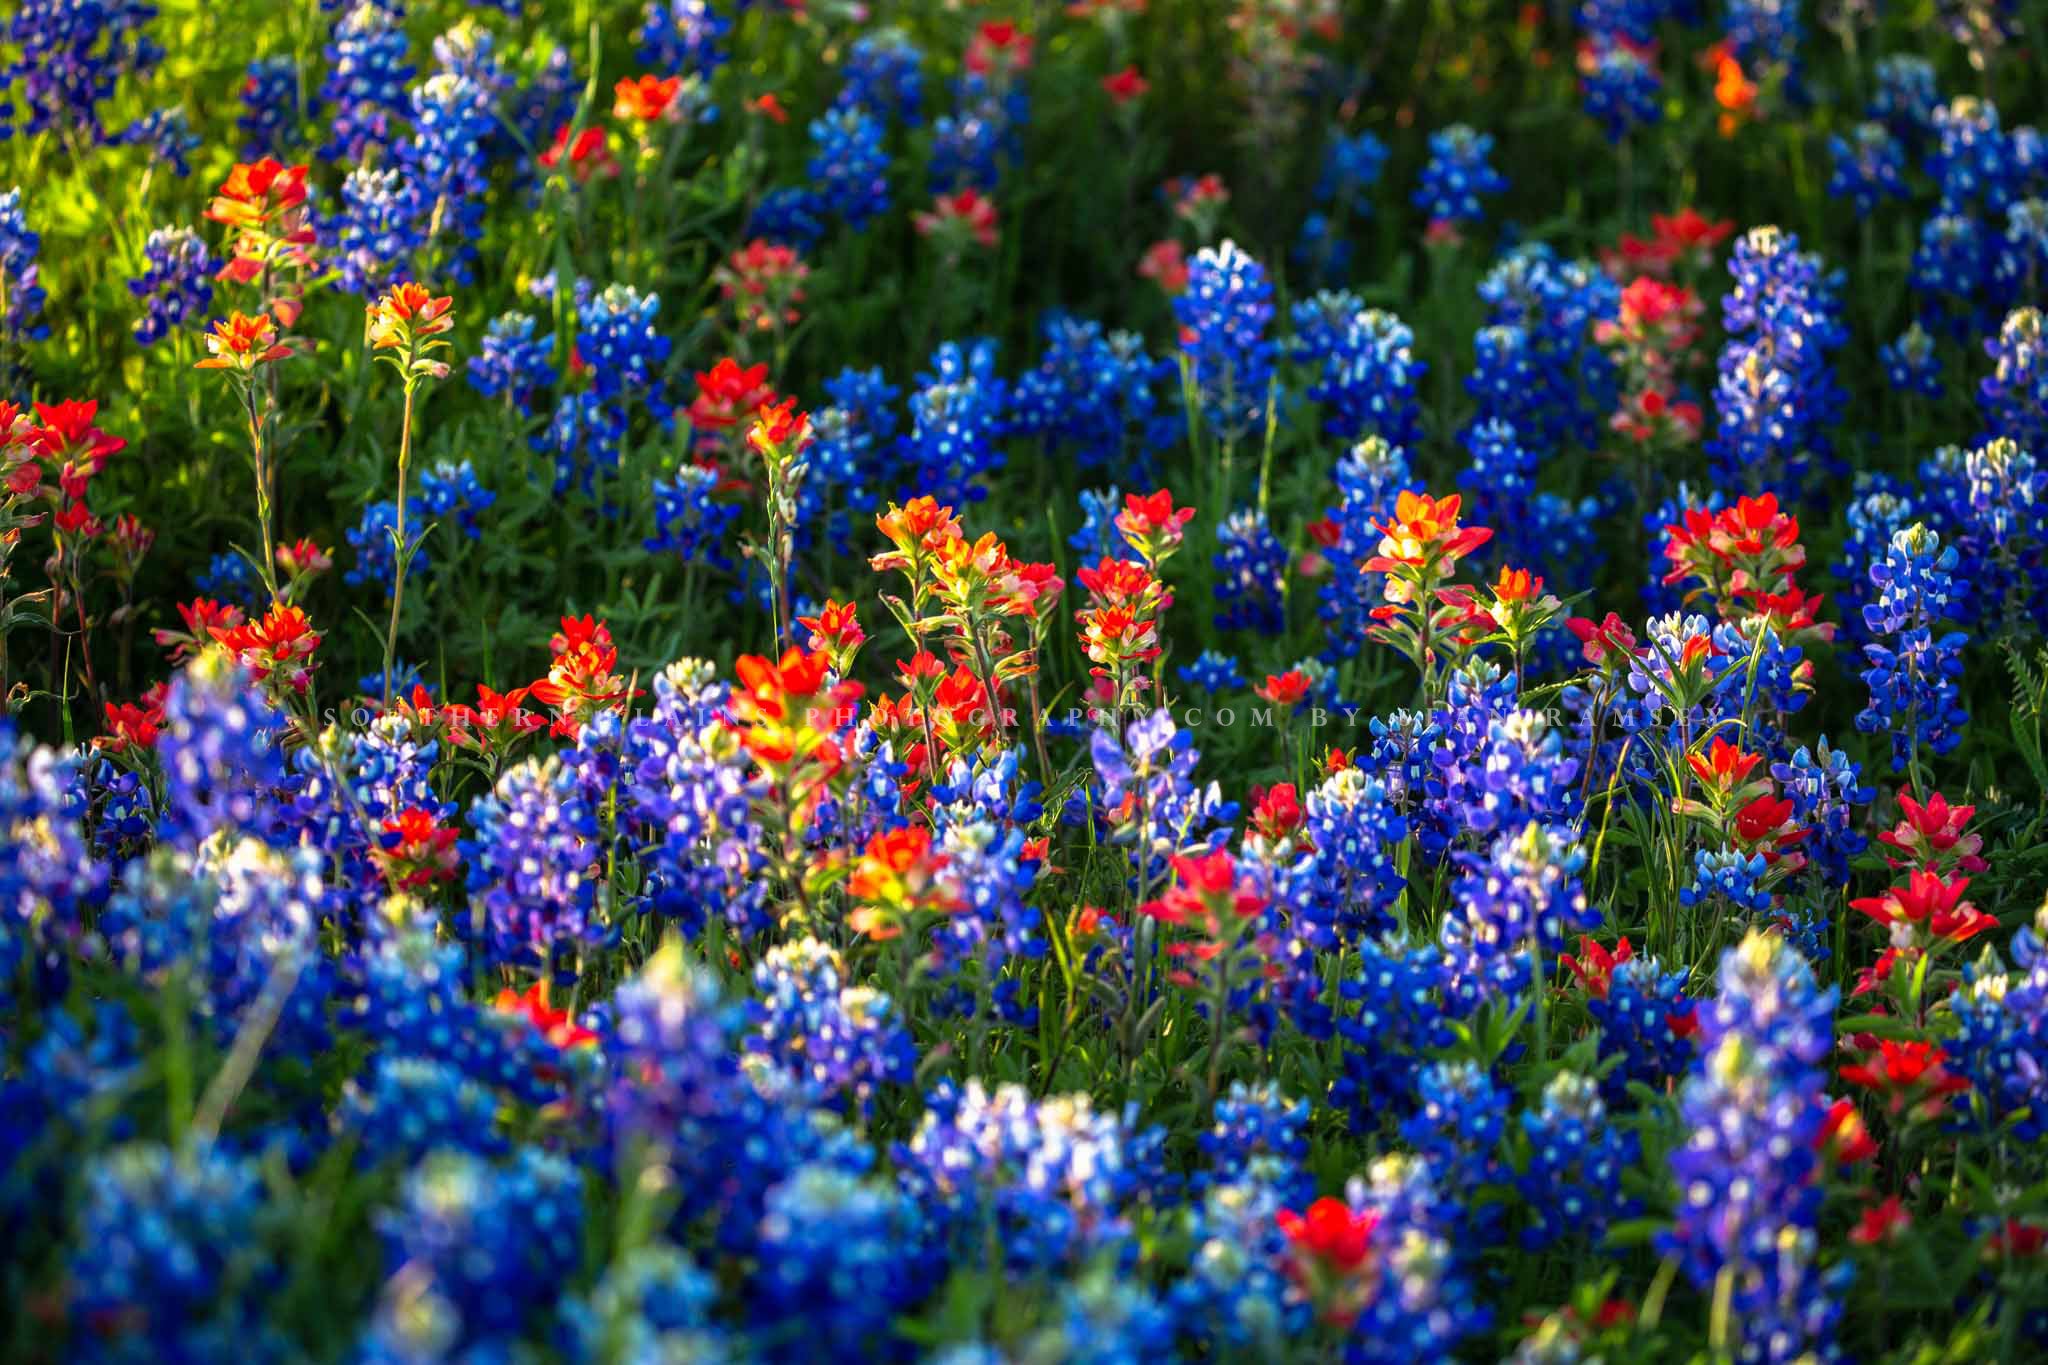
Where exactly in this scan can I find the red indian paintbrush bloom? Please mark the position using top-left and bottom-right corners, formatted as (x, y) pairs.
(914, 189), (1001, 252)
(209, 603), (322, 695)
(373, 807), (461, 889)
(493, 981), (599, 1051)
(529, 615), (633, 736)
(1877, 790), (1988, 874)
(1276, 1197), (1381, 1328)
(1102, 64), (1150, 103)
(1850, 868), (1996, 948)
(539, 123), (616, 181)
(1115, 488), (1196, 565)
(1839, 1040), (1971, 1120)
(613, 74), (685, 123)
(205, 158), (315, 286)
(846, 826), (958, 940)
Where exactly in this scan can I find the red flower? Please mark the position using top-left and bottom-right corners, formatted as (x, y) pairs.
(748, 92), (788, 123)
(913, 189), (1001, 251)
(1688, 735), (1763, 793)
(276, 538), (332, 578)
(1276, 1198), (1381, 1327)
(965, 20), (1034, 77)
(1249, 783), (1305, 845)
(539, 123), (617, 181)
(1850, 1196), (1911, 1246)
(1839, 1039), (1971, 1119)
(529, 614), (633, 734)
(1115, 488), (1196, 563)
(847, 826), (957, 938)
(1849, 869), (1996, 947)
(210, 604), (322, 694)
(1566, 612), (1639, 666)
(494, 981), (599, 1051)
(1877, 790), (1987, 874)
(96, 699), (164, 754)
(688, 357), (779, 432)
(1816, 1097), (1878, 1165)
(1256, 670), (1311, 707)
(1102, 65), (1150, 104)
(373, 807), (461, 889)
(1137, 239), (1189, 294)
(1367, 490), (1492, 574)
(195, 311), (294, 374)
(156, 598), (246, 664)
(1561, 935), (1634, 999)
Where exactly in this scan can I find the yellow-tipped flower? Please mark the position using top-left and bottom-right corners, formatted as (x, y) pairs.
(366, 283), (456, 382)
(194, 311), (294, 376)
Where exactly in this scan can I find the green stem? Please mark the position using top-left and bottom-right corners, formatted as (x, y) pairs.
(383, 382), (417, 708)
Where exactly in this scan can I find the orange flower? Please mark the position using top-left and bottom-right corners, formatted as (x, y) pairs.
(846, 826), (957, 938)
(209, 603), (322, 694)
(1711, 49), (1756, 137)
(748, 92), (789, 123)
(194, 312), (294, 374)
(1367, 490), (1492, 573)
(613, 74), (684, 123)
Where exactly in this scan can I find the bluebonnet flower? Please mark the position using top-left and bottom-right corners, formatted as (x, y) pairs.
(1869, 54), (1940, 142)
(0, 186), (48, 345)
(346, 497), (428, 590)
(746, 936), (915, 1113)
(372, 1148), (585, 1349)
(1010, 314), (1176, 469)
(1579, 37), (1661, 143)
(402, 72), (496, 282)
(749, 1164), (934, 1361)
(320, 2), (415, 164)
(355, 929), (573, 1104)
(1457, 416), (1537, 542)
(127, 225), (212, 345)
(1333, 1153), (1492, 1357)
(1441, 821), (1597, 1007)
(1213, 507), (1288, 635)
(1178, 649), (1243, 694)
(466, 310), (557, 408)
(612, 664), (772, 938)
(901, 337), (1007, 506)
(807, 107), (892, 230)
(1828, 122), (1909, 215)
(285, 712), (452, 916)
(1201, 1081), (1311, 1192)
(1928, 96), (2016, 215)
(926, 748), (1048, 1027)
(1421, 667), (1581, 856)
(605, 942), (867, 1244)
(85, 757), (155, 861)
(1578, 0), (1668, 44)
(1710, 226), (1848, 498)
(1291, 211), (1352, 284)
(1772, 739), (1872, 887)
(118, 105), (199, 176)
(1679, 845), (1774, 913)
(1299, 765), (1409, 943)
(1981, 305), (2046, 449)
(0, 722), (104, 985)
(542, 389), (630, 499)
(1855, 523), (1969, 772)
(332, 166), (421, 296)
(237, 55), (300, 157)
(1177, 240), (1278, 445)
(1517, 1070), (1640, 1249)
(1315, 130), (1390, 209)
(1833, 475), (1917, 638)
(637, 0), (730, 79)
(359, 661), (427, 699)
(417, 458), (494, 538)
(1724, 0), (1802, 69)
(929, 74), (1026, 192)
(1477, 243), (1622, 455)
(1412, 124), (1506, 227)
(155, 656), (291, 850)
(1290, 295), (1425, 446)
(69, 1143), (284, 1359)
(836, 29), (923, 125)
(1991, 196), (2048, 304)
(1951, 903), (2048, 1136)
(899, 1079), (1171, 1274)
(1170, 1172), (1305, 1355)
(1881, 321), (1944, 398)
(1911, 212), (1994, 338)
(1580, 948), (1695, 1104)
(0, 1004), (137, 1228)
(1067, 484), (1128, 562)
(1332, 935), (1453, 1126)
(647, 463), (739, 569)
(579, 282), (674, 420)
(1084, 709), (1236, 864)
(1662, 931), (1845, 1365)
(1314, 435), (1413, 660)
(0, 0), (162, 143)
(510, 44), (578, 152)
(342, 1054), (504, 1166)
(467, 754), (604, 970)
(748, 185), (828, 251)
(560, 1245), (729, 1365)
(1401, 1058), (1512, 1221)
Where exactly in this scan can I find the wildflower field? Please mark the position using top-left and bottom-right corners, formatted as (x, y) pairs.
(5, 0), (2048, 1359)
